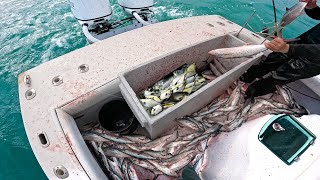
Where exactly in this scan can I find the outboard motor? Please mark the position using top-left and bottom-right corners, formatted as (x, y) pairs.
(118, 0), (154, 25)
(69, 0), (112, 43)
(69, 0), (156, 43)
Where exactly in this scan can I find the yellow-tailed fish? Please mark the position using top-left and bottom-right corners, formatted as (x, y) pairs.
(171, 74), (185, 87)
(140, 99), (159, 108)
(172, 83), (184, 93)
(185, 75), (196, 84)
(151, 104), (163, 116)
(186, 63), (196, 73)
(195, 76), (206, 85)
(185, 63), (197, 78)
(163, 102), (175, 109)
(143, 90), (154, 97)
(145, 95), (162, 103)
(185, 71), (197, 79)
(160, 89), (172, 100)
(152, 85), (161, 92)
(185, 82), (195, 89)
(173, 69), (185, 76)
(162, 77), (173, 90)
(183, 87), (193, 94)
(171, 92), (187, 102)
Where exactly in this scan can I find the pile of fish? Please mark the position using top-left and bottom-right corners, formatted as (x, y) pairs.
(201, 58), (228, 80)
(83, 122), (221, 180)
(138, 58), (231, 117)
(138, 63), (207, 116)
(83, 79), (307, 179)
(189, 83), (307, 133)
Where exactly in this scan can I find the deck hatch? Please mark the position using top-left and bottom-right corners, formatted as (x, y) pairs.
(258, 114), (316, 165)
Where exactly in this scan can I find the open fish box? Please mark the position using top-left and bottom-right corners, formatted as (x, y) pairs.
(119, 34), (263, 139)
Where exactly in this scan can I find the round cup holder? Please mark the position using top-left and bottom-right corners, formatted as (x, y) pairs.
(98, 100), (138, 134)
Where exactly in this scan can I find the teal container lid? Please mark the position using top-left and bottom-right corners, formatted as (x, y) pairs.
(258, 114), (316, 165)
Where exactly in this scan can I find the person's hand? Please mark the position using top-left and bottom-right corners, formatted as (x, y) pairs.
(264, 37), (290, 53)
(300, 0), (317, 9)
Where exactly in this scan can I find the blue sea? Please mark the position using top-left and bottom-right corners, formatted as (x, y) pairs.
(0, 0), (318, 179)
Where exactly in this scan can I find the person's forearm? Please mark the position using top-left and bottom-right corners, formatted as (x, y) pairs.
(287, 44), (320, 62)
(305, 6), (320, 20)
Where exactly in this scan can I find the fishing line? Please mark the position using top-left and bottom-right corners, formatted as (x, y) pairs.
(236, 15), (279, 43)
(255, 14), (275, 25)
(260, 26), (279, 44)
(246, 23), (276, 36)
(246, 23), (256, 32)
(236, 23), (276, 44)
(234, 1), (281, 43)
(238, 27), (272, 44)
(284, 85), (320, 102)
(258, 25), (279, 32)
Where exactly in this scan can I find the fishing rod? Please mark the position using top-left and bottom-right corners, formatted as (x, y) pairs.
(259, 0), (278, 44)
(272, 0), (278, 36)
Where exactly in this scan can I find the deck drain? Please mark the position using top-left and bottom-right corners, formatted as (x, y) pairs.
(38, 132), (49, 147)
(25, 89), (36, 100)
(78, 64), (89, 73)
(53, 166), (69, 179)
(52, 76), (63, 86)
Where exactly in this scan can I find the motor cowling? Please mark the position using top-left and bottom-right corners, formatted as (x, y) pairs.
(69, 0), (112, 22)
(118, 0), (154, 9)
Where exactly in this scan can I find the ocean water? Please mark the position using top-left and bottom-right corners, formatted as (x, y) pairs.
(0, 0), (318, 179)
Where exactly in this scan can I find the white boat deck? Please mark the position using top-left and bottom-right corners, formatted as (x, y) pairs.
(18, 15), (320, 179)
(18, 15), (260, 179)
